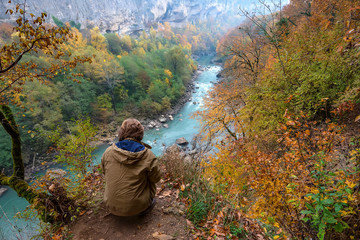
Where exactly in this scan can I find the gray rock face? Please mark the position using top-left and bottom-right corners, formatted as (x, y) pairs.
(0, 0), (245, 35)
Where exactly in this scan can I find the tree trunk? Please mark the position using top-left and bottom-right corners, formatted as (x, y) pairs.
(0, 105), (56, 223)
(0, 105), (24, 179)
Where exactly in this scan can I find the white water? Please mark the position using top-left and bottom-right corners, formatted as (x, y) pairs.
(0, 56), (220, 239)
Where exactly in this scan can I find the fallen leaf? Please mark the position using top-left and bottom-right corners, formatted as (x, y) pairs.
(355, 115), (360, 122)
(162, 190), (171, 196)
(174, 189), (179, 199)
(186, 219), (194, 228)
(79, 210), (86, 216)
(159, 190), (172, 199)
(152, 232), (174, 240)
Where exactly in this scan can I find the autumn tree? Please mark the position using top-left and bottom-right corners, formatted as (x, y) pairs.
(198, 0), (360, 238)
(102, 57), (125, 113)
(0, 2), (90, 223)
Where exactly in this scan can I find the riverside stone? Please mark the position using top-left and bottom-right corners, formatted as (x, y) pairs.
(148, 121), (157, 128)
(159, 116), (167, 123)
(0, 187), (7, 197)
(175, 137), (188, 146)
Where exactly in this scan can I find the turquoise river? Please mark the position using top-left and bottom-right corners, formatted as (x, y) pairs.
(0, 55), (220, 239)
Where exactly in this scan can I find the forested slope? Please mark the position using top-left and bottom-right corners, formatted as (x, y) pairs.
(192, 0), (360, 239)
(0, 16), (228, 172)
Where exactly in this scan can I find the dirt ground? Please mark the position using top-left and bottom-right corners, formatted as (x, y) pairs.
(70, 183), (191, 240)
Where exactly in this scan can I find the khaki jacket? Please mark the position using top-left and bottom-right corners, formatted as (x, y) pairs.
(101, 141), (161, 216)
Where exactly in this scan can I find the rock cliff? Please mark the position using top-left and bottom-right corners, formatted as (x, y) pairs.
(0, 0), (248, 35)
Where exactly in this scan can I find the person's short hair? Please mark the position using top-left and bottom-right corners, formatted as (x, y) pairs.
(118, 118), (144, 141)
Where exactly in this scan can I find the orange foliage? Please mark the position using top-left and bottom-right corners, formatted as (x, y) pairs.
(202, 0), (360, 238)
(203, 114), (359, 238)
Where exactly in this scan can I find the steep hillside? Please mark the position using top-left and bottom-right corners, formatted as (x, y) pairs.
(1, 0), (246, 35)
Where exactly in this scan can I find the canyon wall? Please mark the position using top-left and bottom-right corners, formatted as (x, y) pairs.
(0, 0), (248, 34)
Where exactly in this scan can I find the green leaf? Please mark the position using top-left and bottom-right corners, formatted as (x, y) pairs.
(301, 217), (310, 222)
(315, 204), (324, 212)
(323, 215), (337, 224)
(305, 203), (315, 211)
(300, 210), (312, 215)
(334, 203), (343, 213)
(334, 222), (346, 232)
(322, 198), (334, 205)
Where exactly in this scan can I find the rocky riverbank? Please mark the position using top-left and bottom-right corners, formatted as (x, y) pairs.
(93, 66), (205, 146)
(17, 61), (211, 186)
(19, 62), (210, 182)
(141, 68), (203, 130)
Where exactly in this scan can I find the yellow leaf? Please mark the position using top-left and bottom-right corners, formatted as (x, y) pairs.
(274, 236), (280, 240)
(355, 115), (360, 122)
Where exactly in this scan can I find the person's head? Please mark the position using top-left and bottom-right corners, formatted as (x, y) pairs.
(118, 118), (144, 141)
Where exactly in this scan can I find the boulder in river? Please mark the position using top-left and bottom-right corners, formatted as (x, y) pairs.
(148, 121), (157, 129)
(176, 137), (189, 146)
(163, 124), (169, 128)
(159, 116), (167, 123)
(0, 187), (8, 197)
(168, 115), (174, 121)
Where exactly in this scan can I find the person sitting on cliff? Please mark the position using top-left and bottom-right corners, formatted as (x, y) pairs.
(101, 118), (161, 216)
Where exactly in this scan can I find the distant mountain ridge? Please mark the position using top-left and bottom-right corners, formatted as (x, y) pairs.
(0, 0), (247, 35)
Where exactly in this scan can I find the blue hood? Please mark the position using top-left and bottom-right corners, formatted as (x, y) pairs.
(116, 139), (145, 153)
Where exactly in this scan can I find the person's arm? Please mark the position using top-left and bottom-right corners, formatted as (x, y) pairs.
(101, 152), (106, 175)
(148, 157), (161, 183)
